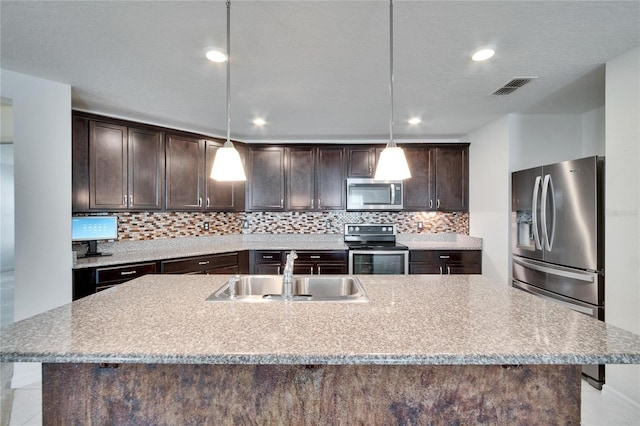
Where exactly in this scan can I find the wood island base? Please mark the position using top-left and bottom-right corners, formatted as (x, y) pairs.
(43, 363), (581, 425)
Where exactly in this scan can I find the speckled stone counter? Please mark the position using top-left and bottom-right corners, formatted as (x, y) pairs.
(3, 274), (637, 424)
(73, 233), (482, 269)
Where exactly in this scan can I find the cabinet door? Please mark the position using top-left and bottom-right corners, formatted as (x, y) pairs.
(316, 263), (347, 275)
(128, 127), (164, 210)
(403, 146), (435, 210)
(89, 121), (128, 209)
(72, 115), (90, 212)
(316, 147), (345, 210)
(288, 147), (316, 210)
(165, 135), (204, 210)
(409, 264), (442, 274)
(347, 147), (375, 177)
(247, 147), (285, 211)
(435, 147), (468, 211)
(205, 141), (246, 211)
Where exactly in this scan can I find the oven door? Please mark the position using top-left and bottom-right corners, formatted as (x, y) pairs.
(349, 250), (409, 275)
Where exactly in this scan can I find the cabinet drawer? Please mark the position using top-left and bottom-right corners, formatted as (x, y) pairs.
(410, 250), (480, 264)
(296, 251), (346, 262)
(161, 253), (239, 274)
(96, 262), (157, 284)
(254, 251), (283, 263)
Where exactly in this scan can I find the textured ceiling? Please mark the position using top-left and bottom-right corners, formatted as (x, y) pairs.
(1, 1), (638, 142)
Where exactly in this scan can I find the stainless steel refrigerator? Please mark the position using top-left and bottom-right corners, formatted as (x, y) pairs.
(511, 156), (605, 388)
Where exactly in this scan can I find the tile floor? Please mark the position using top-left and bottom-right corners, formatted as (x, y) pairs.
(3, 378), (639, 425)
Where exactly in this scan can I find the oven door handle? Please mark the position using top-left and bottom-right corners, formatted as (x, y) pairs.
(390, 184), (395, 205)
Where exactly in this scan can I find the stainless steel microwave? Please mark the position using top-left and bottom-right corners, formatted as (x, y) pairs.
(346, 178), (403, 211)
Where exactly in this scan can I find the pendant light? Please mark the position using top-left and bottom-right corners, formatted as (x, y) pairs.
(211, 0), (246, 181)
(374, 0), (411, 181)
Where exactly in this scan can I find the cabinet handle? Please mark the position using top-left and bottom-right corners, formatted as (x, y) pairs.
(277, 266), (281, 275)
(439, 255), (450, 259)
(207, 198), (210, 208)
(439, 266), (443, 275)
(280, 198), (284, 207)
(310, 255), (321, 259)
(437, 199), (440, 209)
(311, 199), (314, 208)
(263, 255), (273, 259)
(317, 265), (321, 275)
(447, 265), (451, 274)
(198, 197), (202, 207)
(310, 266), (314, 274)
(123, 195), (127, 206)
(120, 270), (137, 276)
(198, 261), (210, 265)
(429, 199), (433, 209)
(129, 195), (133, 205)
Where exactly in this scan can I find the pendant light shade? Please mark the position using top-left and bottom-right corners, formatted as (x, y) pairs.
(374, 0), (411, 181)
(211, 0), (246, 182)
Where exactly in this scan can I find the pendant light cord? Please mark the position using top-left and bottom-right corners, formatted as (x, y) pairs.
(225, 0), (232, 146)
(388, 0), (396, 148)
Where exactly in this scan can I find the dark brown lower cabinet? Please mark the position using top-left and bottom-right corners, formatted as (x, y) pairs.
(73, 262), (158, 300)
(409, 250), (481, 275)
(293, 251), (348, 275)
(160, 252), (246, 275)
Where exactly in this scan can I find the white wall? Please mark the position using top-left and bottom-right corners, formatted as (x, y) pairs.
(604, 46), (640, 405)
(468, 116), (510, 284)
(582, 106), (606, 157)
(509, 113), (584, 172)
(0, 69), (72, 386)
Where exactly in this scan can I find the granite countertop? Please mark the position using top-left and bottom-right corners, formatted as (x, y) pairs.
(73, 233), (483, 269)
(2, 274), (639, 366)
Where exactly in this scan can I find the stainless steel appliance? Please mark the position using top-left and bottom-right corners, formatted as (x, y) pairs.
(511, 155), (605, 388)
(346, 178), (403, 211)
(345, 224), (409, 274)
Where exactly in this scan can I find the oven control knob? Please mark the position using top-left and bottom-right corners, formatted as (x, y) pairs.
(355, 226), (360, 232)
(381, 227), (387, 232)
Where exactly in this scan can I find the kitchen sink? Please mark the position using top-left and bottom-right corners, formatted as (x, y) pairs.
(205, 275), (368, 302)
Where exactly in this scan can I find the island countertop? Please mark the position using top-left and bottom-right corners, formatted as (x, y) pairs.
(2, 274), (639, 366)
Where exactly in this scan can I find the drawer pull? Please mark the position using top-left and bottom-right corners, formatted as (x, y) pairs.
(263, 255), (273, 259)
(198, 261), (210, 265)
(439, 255), (450, 259)
(120, 270), (137, 276)
(310, 256), (321, 259)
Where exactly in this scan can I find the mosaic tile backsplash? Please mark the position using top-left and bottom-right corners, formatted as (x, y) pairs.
(80, 211), (469, 241)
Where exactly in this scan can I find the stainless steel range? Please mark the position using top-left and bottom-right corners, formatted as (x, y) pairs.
(344, 224), (409, 275)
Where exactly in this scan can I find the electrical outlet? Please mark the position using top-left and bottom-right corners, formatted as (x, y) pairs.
(242, 219), (249, 229)
(203, 222), (210, 231)
(417, 221), (423, 230)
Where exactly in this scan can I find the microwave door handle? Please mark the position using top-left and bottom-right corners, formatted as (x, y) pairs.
(390, 184), (395, 205)
(531, 176), (542, 250)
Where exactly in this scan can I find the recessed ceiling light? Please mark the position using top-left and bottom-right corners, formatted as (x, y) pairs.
(205, 49), (228, 63)
(471, 48), (495, 62)
(408, 117), (421, 125)
(253, 118), (266, 126)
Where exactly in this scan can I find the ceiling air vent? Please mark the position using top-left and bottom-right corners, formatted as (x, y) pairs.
(491, 77), (537, 96)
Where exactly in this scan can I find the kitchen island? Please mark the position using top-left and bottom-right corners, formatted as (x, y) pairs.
(2, 274), (640, 424)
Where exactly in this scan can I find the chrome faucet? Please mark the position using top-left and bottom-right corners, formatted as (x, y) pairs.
(282, 250), (297, 299)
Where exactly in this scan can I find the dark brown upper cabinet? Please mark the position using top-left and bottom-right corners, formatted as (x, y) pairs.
(72, 115), (164, 212)
(287, 146), (345, 211)
(205, 141), (246, 211)
(402, 144), (469, 212)
(403, 145), (435, 210)
(434, 145), (468, 211)
(246, 146), (286, 211)
(346, 146), (384, 178)
(165, 134), (205, 210)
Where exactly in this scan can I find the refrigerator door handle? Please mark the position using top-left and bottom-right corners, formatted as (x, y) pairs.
(540, 174), (556, 251)
(512, 280), (596, 316)
(513, 257), (595, 283)
(531, 176), (543, 250)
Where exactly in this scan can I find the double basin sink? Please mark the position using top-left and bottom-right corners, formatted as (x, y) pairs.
(206, 275), (368, 303)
